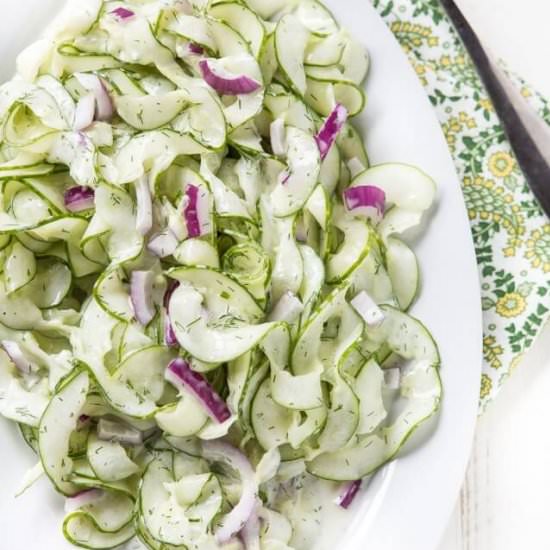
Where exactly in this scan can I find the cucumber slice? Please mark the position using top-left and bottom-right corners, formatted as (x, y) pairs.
(337, 123), (369, 167)
(319, 139), (341, 194)
(288, 406), (327, 449)
(114, 91), (188, 131)
(168, 266), (264, 323)
(275, 15), (309, 96)
(267, 212), (303, 303)
(305, 75), (365, 117)
(315, 368), (359, 454)
(156, 391), (209, 438)
(305, 184), (330, 231)
(292, 285), (363, 376)
(306, 307), (441, 480)
(242, 0), (290, 20)
(93, 266), (133, 323)
(87, 432), (140, 483)
(326, 209), (374, 284)
(355, 359), (387, 435)
(207, 18), (251, 57)
(140, 451), (219, 547)
(223, 241), (271, 303)
(4, 241), (36, 293)
(386, 237), (419, 311)
(251, 378), (292, 450)
(298, 244), (324, 322)
(168, 273), (275, 364)
(340, 35), (370, 85)
(305, 32), (346, 67)
(294, 0), (338, 37)
(38, 370), (90, 496)
(209, 3), (266, 59)
(269, 126), (321, 217)
(163, 14), (217, 54)
(63, 516), (135, 550)
(349, 163), (437, 213)
(25, 257), (72, 308)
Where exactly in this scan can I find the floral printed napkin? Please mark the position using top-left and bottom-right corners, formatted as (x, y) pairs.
(372, 0), (550, 411)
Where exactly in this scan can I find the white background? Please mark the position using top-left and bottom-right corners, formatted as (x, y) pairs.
(440, 1), (550, 549)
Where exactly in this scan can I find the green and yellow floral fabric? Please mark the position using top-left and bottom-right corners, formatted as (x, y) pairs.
(372, 0), (550, 411)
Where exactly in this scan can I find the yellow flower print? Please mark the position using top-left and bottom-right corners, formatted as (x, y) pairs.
(483, 336), (504, 369)
(480, 374), (492, 400)
(495, 292), (527, 318)
(521, 87), (532, 98)
(478, 98), (494, 112)
(525, 225), (550, 272)
(489, 152), (516, 179)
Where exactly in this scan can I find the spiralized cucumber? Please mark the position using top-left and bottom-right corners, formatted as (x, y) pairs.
(0, 1), (442, 549)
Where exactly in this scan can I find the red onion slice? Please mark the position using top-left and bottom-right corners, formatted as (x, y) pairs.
(148, 229), (179, 258)
(343, 185), (386, 222)
(135, 174), (153, 236)
(188, 43), (204, 55)
(65, 489), (104, 514)
(97, 418), (143, 445)
(315, 103), (348, 160)
(350, 291), (385, 328)
(199, 59), (261, 96)
(202, 441), (258, 543)
(130, 271), (156, 326)
(1, 341), (37, 374)
(166, 358), (231, 423)
(73, 93), (95, 131)
(163, 309), (179, 348)
(111, 7), (135, 20)
(184, 184), (201, 238)
(240, 501), (261, 550)
(162, 282), (180, 347)
(64, 186), (95, 213)
(335, 480), (362, 509)
(74, 73), (114, 122)
(183, 184), (211, 238)
(164, 280), (180, 309)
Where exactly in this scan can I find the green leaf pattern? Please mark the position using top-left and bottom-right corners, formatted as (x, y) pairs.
(372, 0), (550, 410)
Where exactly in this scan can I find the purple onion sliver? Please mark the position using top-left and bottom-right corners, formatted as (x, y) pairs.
(188, 43), (204, 55)
(199, 59), (261, 96)
(111, 7), (135, 20)
(184, 184), (202, 238)
(163, 309), (179, 348)
(73, 93), (95, 131)
(130, 271), (156, 326)
(1, 341), (34, 374)
(280, 171), (291, 186)
(315, 103), (348, 160)
(337, 480), (362, 509)
(163, 280), (180, 309)
(343, 185), (386, 219)
(64, 186), (95, 213)
(167, 358), (231, 423)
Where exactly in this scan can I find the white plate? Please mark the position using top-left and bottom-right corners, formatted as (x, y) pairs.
(0, 2), (483, 550)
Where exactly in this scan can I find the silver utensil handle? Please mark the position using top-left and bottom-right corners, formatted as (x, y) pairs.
(439, 0), (550, 217)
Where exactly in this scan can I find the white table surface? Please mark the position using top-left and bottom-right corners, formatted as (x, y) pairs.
(439, 1), (550, 549)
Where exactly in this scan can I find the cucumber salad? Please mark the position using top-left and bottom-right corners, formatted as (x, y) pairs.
(0, 0), (442, 548)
